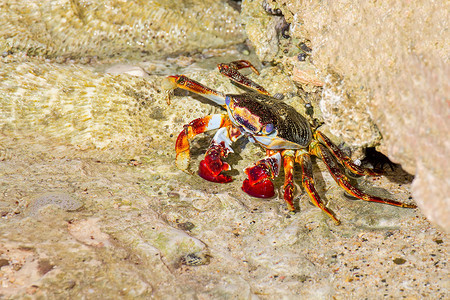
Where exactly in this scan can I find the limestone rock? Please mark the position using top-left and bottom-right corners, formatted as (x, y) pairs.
(0, 0), (245, 61)
(0, 1), (448, 298)
(244, 0), (449, 231)
(241, 0), (280, 62)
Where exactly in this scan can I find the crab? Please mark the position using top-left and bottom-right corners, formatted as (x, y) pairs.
(166, 60), (416, 224)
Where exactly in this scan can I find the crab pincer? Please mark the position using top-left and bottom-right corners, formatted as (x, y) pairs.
(241, 154), (280, 198)
(242, 164), (275, 198)
(198, 142), (232, 183)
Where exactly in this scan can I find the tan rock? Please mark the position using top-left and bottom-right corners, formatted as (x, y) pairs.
(0, 0), (245, 61)
(248, 0), (449, 231)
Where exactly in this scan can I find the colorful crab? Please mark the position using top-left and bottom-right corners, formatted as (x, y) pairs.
(166, 60), (416, 224)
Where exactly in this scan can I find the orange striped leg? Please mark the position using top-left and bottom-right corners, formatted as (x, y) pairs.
(311, 142), (417, 208)
(175, 114), (232, 172)
(217, 61), (270, 95)
(315, 131), (381, 176)
(295, 151), (341, 225)
(228, 60), (261, 75)
(282, 150), (296, 211)
(167, 75), (227, 106)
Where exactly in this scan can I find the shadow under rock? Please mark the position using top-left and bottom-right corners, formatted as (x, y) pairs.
(361, 147), (414, 185)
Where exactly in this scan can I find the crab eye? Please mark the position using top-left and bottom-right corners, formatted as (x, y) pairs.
(225, 96), (231, 106)
(263, 123), (274, 134)
(176, 76), (186, 85)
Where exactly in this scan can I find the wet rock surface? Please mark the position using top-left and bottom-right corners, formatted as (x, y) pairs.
(0, 60), (448, 298)
(242, 0), (449, 232)
(0, 0), (245, 61)
(0, 0), (448, 298)
(0, 133), (447, 298)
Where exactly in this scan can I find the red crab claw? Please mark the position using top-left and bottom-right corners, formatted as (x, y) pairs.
(242, 163), (275, 198)
(198, 142), (232, 183)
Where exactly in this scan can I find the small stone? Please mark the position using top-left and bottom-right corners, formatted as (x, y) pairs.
(26, 285), (39, 295)
(177, 222), (195, 231)
(65, 280), (76, 290)
(27, 193), (83, 217)
(180, 252), (211, 266)
(38, 259), (54, 275)
(297, 53), (307, 61)
(393, 258), (407, 265)
(0, 258), (9, 268)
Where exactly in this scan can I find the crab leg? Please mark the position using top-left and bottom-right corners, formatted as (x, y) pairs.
(296, 150), (341, 225)
(241, 152), (281, 198)
(175, 114), (232, 172)
(226, 60), (261, 75)
(315, 131), (381, 176)
(217, 60), (270, 95)
(167, 75), (227, 106)
(311, 142), (417, 209)
(281, 150), (296, 211)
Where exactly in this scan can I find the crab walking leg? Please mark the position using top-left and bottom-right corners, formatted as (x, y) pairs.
(281, 150), (296, 211)
(311, 142), (417, 208)
(217, 61), (270, 96)
(198, 126), (244, 183)
(315, 131), (381, 176)
(167, 75), (227, 106)
(296, 150), (341, 225)
(175, 114), (232, 172)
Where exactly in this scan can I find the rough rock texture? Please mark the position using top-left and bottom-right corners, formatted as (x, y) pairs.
(0, 54), (448, 299)
(0, 0), (449, 298)
(1, 62), (179, 157)
(0, 0), (245, 61)
(242, 0), (449, 231)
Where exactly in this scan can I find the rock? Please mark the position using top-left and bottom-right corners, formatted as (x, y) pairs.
(0, 60), (446, 298)
(241, 0), (280, 62)
(0, 62), (175, 158)
(0, 0), (245, 61)
(26, 192), (83, 217)
(67, 218), (112, 248)
(244, 0), (449, 232)
(105, 65), (148, 77)
(0, 0), (448, 298)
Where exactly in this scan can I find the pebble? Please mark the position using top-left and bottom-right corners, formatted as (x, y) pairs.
(26, 193), (83, 217)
